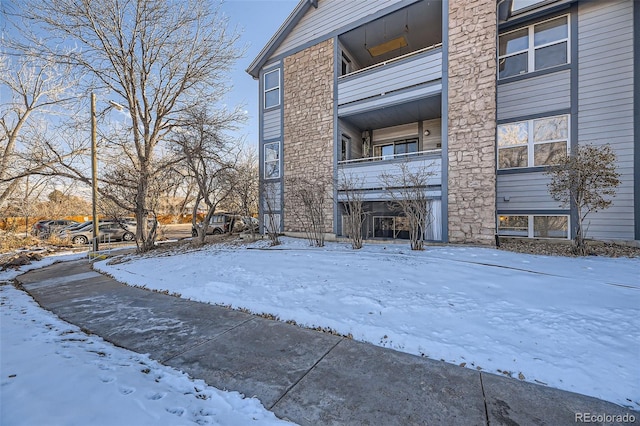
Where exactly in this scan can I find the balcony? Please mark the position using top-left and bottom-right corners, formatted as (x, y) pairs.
(336, 0), (442, 116)
(337, 150), (442, 196)
(337, 45), (442, 109)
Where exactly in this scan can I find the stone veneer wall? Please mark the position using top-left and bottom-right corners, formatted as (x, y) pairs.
(283, 38), (335, 233)
(447, 1), (497, 244)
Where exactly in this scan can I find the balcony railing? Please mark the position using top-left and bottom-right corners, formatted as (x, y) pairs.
(339, 43), (442, 80)
(337, 44), (443, 107)
(337, 150), (442, 191)
(338, 148), (441, 166)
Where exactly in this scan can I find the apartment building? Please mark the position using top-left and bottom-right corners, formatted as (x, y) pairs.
(247, 0), (638, 245)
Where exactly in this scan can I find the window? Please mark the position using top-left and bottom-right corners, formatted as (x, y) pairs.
(340, 135), (351, 162)
(373, 138), (418, 160)
(263, 214), (281, 233)
(373, 216), (410, 239)
(341, 53), (352, 76)
(511, 0), (544, 11)
(264, 142), (280, 179)
(264, 69), (280, 109)
(498, 114), (568, 169)
(499, 15), (569, 79)
(498, 215), (568, 239)
(497, 215), (528, 237)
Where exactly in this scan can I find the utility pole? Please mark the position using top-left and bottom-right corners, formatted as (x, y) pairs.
(91, 92), (99, 252)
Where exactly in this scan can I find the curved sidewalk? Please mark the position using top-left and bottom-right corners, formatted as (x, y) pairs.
(16, 259), (638, 425)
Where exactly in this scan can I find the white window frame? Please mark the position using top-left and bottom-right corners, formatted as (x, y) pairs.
(498, 114), (570, 170)
(263, 213), (281, 234)
(498, 14), (570, 79)
(498, 214), (570, 239)
(372, 138), (419, 160)
(340, 134), (351, 162)
(263, 141), (280, 179)
(263, 69), (280, 109)
(341, 52), (352, 76)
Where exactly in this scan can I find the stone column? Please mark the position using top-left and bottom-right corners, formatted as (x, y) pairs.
(447, 1), (497, 244)
(283, 38), (335, 233)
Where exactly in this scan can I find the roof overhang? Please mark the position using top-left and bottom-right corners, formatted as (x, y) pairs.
(246, 0), (314, 79)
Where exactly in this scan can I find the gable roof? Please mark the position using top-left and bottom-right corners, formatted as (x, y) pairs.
(246, 0), (316, 78)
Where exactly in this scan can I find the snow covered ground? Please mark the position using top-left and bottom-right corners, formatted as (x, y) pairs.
(0, 254), (292, 426)
(91, 237), (640, 410)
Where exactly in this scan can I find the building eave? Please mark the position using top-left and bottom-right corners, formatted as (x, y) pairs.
(246, 0), (315, 78)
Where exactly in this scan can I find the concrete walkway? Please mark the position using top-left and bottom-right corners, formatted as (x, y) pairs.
(16, 259), (638, 425)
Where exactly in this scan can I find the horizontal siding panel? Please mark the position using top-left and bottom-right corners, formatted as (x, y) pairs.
(497, 70), (571, 121)
(263, 109), (281, 140)
(577, 0), (635, 241)
(578, 38), (633, 54)
(579, 47), (634, 65)
(578, 20), (633, 37)
(578, 98), (633, 112)
(273, 0), (397, 58)
(338, 49), (442, 105)
(338, 82), (441, 116)
(578, 5), (633, 28)
(577, 110), (634, 122)
(338, 156), (441, 191)
(496, 173), (561, 211)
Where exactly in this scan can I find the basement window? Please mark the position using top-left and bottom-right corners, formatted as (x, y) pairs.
(498, 215), (569, 239)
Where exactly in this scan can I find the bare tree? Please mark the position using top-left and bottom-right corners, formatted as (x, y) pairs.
(10, 0), (243, 251)
(172, 107), (241, 246)
(157, 170), (197, 222)
(261, 181), (281, 246)
(545, 144), (620, 255)
(0, 53), (79, 209)
(228, 149), (259, 240)
(3, 175), (52, 236)
(286, 176), (331, 247)
(380, 160), (436, 250)
(337, 171), (367, 249)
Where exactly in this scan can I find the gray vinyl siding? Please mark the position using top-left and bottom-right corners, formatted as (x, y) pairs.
(272, 0), (402, 58)
(338, 81), (442, 117)
(421, 118), (442, 150)
(339, 120), (362, 159)
(337, 155), (441, 192)
(497, 70), (571, 121)
(338, 49), (442, 106)
(263, 109), (281, 140)
(496, 173), (560, 211)
(577, 0), (634, 241)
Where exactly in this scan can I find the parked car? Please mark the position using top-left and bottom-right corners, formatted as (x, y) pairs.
(43, 220), (80, 237)
(31, 220), (52, 236)
(237, 216), (259, 232)
(192, 214), (236, 237)
(62, 218), (136, 233)
(60, 222), (135, 245)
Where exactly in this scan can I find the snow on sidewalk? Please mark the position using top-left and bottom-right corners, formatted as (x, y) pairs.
(95, 238), (640, 410)
(0, 254), (293, 426)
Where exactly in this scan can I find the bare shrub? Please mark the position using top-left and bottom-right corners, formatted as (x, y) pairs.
(286, 176), (330, 247)
(380, 160), (436, 251)
(261, 181), (280, 246)
(545, 144), (620, 256)
(337, 171), (367, 249)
